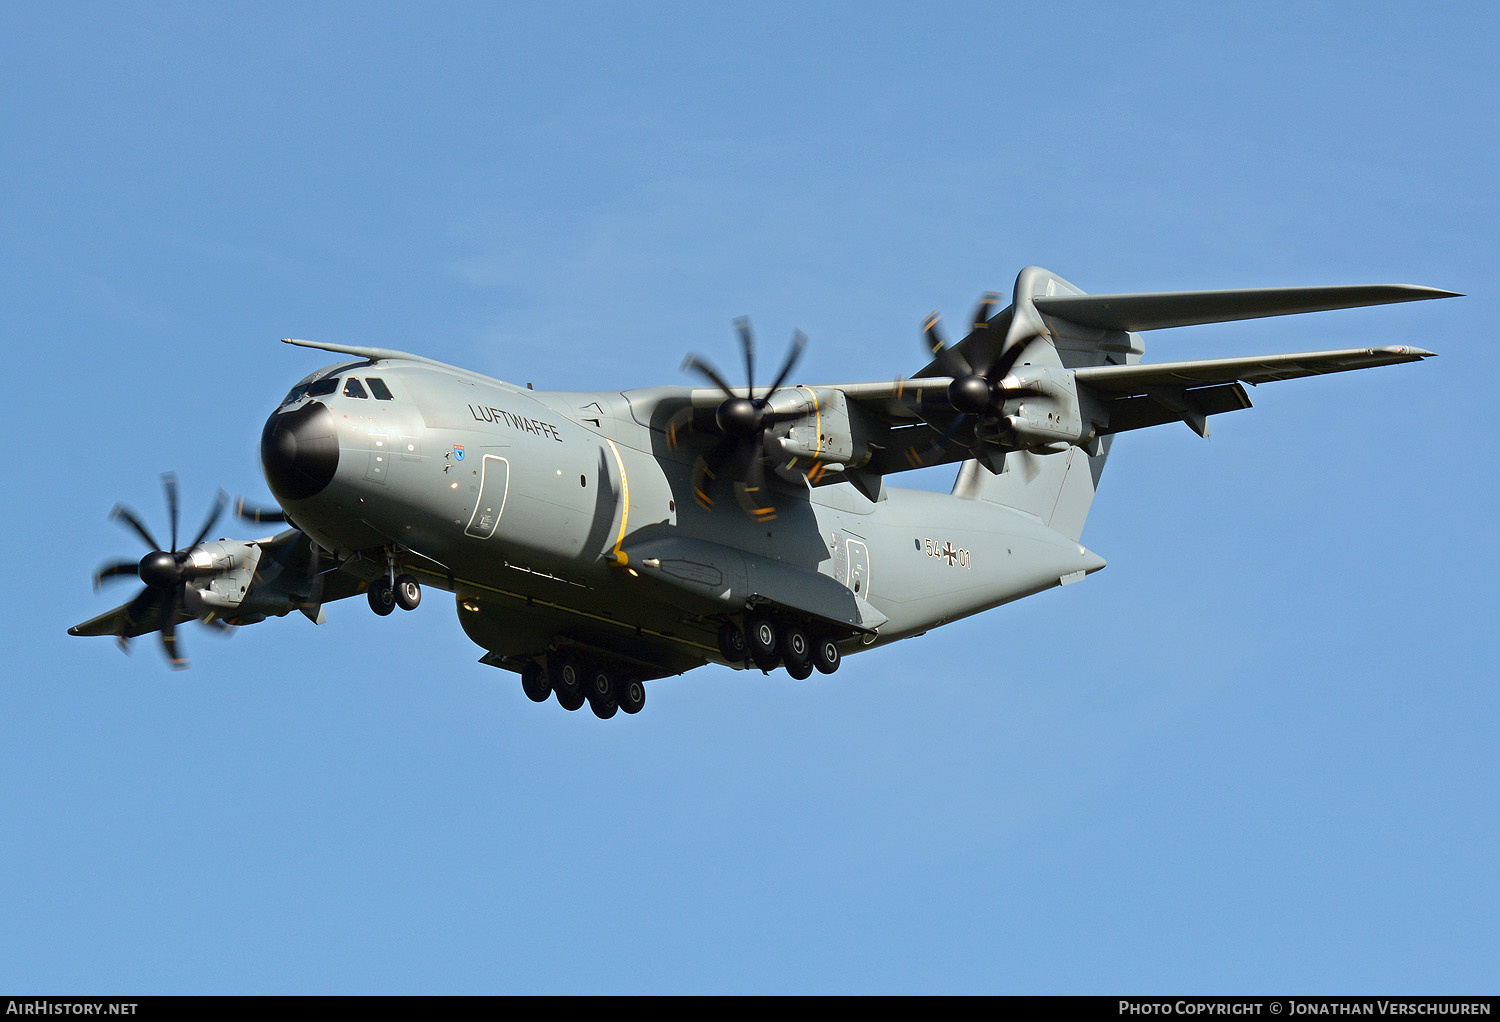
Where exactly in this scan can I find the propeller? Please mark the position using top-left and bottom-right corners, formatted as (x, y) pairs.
(668, 317), (807, 520)
(908, 294), (1044, 466)
(234, 496), (287, 524)
(92, 473), (230, 669)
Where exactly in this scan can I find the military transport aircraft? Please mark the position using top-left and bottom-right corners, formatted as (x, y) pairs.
(70, 266), (1456, 718)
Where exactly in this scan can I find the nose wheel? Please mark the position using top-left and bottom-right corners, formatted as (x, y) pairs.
(394, 574), (421, 610)
(368, 570), (421, 616)
(367, 578), (396, 616)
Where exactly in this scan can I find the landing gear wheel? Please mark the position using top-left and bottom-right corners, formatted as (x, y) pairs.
(619, 678), (646, 714)
(367, 578), (396, 616)
(394, 574), (422, 611)
(812, 635), (842, 675)
(717, 621), (747, 664)
(551, 654), (585, 711)
(586, 666), (617, 719)
(780, 624), (812, 675)
(520, 661), (551, 703)
(745, 615), (779, 672)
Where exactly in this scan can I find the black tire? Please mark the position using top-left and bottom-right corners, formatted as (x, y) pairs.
(520, 661), (550, 703)
(551, 653), (584, 710)
(619, 678), (646, 714)
(587, 666), (615, 704)
(779, 623), (811, 672)
(785, 657), (813, 680)
(367, 578), (396, 616)
(745, 615), (778, 671)
(812, 634), (841, 675)
(394, 574), (422, 611)
(717, 621), (747, 663)
(587, 666), (619, 720)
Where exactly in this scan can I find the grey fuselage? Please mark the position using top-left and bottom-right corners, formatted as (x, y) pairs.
(263, 356), (1103, 678)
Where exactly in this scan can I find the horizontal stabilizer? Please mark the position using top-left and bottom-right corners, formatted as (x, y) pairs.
(1035, 284), (1458, 332)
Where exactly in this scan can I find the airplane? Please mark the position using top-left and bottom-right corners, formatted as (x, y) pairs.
(70, 266), (1456, 719)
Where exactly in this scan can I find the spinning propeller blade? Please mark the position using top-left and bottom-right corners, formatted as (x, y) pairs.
(678, 319), (811, 519)
(88, 474), (241, 669)
(911, 297), (1049, 463)
(234, 497), (287, 524)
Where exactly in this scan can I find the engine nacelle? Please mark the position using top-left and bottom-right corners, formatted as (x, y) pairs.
(766, 387), (879, 474)
(189, 536), (320, 624)
(993, 365), (1089, 450)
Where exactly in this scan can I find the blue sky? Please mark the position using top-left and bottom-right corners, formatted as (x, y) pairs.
(2, 1), (1495, 994)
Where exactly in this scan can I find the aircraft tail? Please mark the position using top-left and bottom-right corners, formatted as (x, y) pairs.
(947, 268), (1453, 541)
(953, 441), (1109, 542)
(949, 267), (1125, 541)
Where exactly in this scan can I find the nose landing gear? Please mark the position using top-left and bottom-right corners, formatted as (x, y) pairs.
(394, 574), (421, 610)
(367, 577), (396, 615)
(367, 555), (421, 616)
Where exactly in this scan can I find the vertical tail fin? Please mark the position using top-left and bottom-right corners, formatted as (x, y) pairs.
(953, 439), (1110, 542)
(950, 267), (1140, 541)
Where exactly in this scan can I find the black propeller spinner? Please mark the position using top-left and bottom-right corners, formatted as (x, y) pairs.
(91, 473), (229, 669)
(909, 295), (1044, 465)
(670, 317), (807, 521)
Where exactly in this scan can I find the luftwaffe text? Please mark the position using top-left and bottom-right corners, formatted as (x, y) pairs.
(468, 404), (563, 442)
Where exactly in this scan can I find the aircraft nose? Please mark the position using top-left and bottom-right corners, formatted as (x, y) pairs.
(261, 401), (340, 502)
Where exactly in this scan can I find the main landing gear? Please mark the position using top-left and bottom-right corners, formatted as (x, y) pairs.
(517, 652), (646, 720)
(717, 616), (843, 678)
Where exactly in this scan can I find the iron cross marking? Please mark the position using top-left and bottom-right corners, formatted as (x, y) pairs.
(941, 542), (958, 565)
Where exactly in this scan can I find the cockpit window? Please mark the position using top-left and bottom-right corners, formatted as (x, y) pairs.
(306, 377), (339, 397)
(343, 378), (369, 399)
(281, 383), (309, 405)
(366, 377), (394, 400)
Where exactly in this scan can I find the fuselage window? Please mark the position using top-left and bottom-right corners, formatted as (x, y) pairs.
(306, 377), (339, 397)
(366, 377), (394, 400)
(344, 378), (369, 399)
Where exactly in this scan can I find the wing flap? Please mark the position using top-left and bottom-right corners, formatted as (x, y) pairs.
(1099, 383), (1252, 437)
(1075, 346), (1435, 393)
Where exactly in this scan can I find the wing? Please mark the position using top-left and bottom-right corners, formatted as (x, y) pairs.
(1073, 345), (1435, 391)
(810, 344), (1437, 456)
(68, 595), (182, 639)
(1074, 345), (1436, 438)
